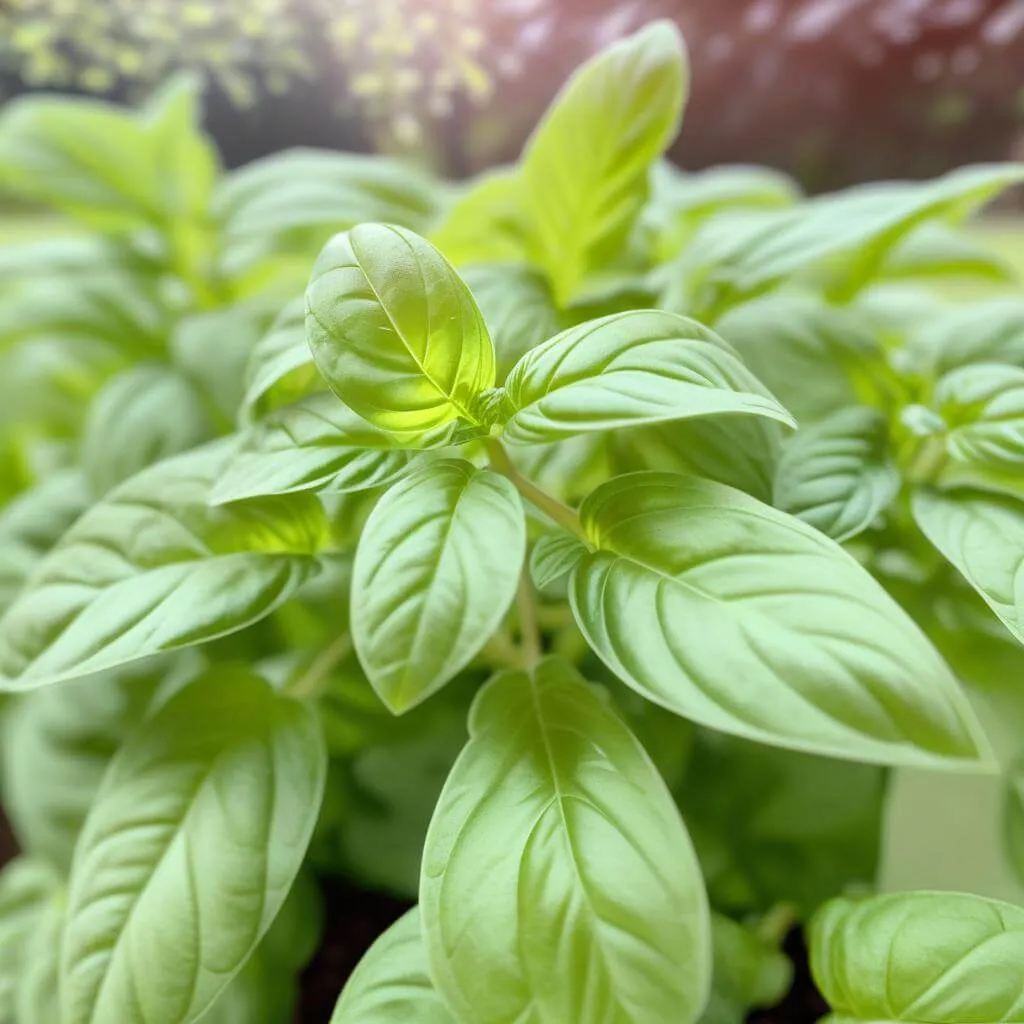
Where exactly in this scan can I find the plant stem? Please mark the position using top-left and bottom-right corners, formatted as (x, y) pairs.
(288, 632), (352, 701)
(481, 629), (524, 670)
(517, 573), (542, 668)
(485, 437), (585, 541)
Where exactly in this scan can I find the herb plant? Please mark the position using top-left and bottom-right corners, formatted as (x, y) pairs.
(0, 20), (1023, 1024)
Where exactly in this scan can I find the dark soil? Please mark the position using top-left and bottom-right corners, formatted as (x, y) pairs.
(749, 928), (829, 1024)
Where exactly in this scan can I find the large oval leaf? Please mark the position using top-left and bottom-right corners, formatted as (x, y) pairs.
(774, 406), (900, 542)
(421, 658), (712, 1024)
(306, 224), (495, 435)
(60, 669), (326, 1024)
(521, 21), (688, 303)
(0, 443), (328, 691)
(212, 393), (414, 505)
(331, 908), (455, 1023)
(498, 310), (793, 445)
(571, 472), (987, 766)
(810, 891), (1024, 1023)
(352, 460), (524, 712)
(913, 488), (1024, 644)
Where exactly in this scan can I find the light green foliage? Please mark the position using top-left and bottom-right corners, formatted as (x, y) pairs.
(810, 891), (1024, 1022)
(700, 913), (792, 1024)
(520, 21), (688, 304)
(0, 19), (1023, 1024)
(352, 460), (525, 712)
(60, 669), (326, 1024)
(421, 659), (711, 1023)
(573, 472), (985, 765)
(774, 407), (900, 541)
(331, 909), (455, 1023)
(306, 224), (496, 436)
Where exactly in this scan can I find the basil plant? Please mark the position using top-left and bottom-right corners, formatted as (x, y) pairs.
(0, 19), (1022, 1024)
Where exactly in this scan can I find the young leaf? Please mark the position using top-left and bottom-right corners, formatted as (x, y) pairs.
(242, 296), (326, 423)
(331, 908), (455, 1024)
(352, 460), (525, 712)
(498, 310), (794, 445)
(421, 658), (712, 1024)
(1, 660), (165, 872)
(700, 913), (792, 1024)
(571, 472), (987, 766)
(810, 891), (1024, 1023)
(0, 443), (328, 691)
(81, 365), (212, 496)
(306, 224), (496, 435)
(521, 20), (688, 303)
(937, 363), (1024, 472)
(913, 488), (1024, 644)
(774, 407), (900, 542)
(212, 393), (414, 505)
(430, 167), (531, 268)
(529, 532), (587, 590)
(60, 669), (326, 1024)
(0, 470), (88, 615)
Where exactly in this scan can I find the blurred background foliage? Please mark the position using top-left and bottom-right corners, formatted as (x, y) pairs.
(0, 0), (1023, 189)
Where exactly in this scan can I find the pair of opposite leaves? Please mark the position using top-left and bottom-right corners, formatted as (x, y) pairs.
(300, 220), (988, 771)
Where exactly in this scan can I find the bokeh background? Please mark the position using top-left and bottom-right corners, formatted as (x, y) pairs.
(1, 0), (1023, 190)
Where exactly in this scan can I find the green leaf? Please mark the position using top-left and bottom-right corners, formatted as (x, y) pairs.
(0, 443), (328, 691)
(907, 297), (1024, 376)
(81, 365), (212, 496)
(214, 149), (439, 278)
(699, 913), (792, 1024)
(352, 460), (525, 712)
(60, 668), (326, 1024)
(241, 296), (325, 423)
(212, 393), (414, 505)
(774, 407), (900, 542)
(937, 363), (1024, 472)
(677, 730), (885, 917)
(13, 897), (63, 1024)
(306, 224), (496, 435)
(171, 301), (274, 425)
(810, 891), (1024, 1023)
(878, 223), (1017, 286)
(715, 293), (886, 423)
(913, 488), (1024, 645)
(687, 164), (1024, 312)
(421, 658), (712, 1024)
(0, 858), (61, 1023)
(521, 21), (688, 303)
(614, 415), (782, 503)
(572, 472), (987, 766)
(460, 264), (560, 378)
(642, 162), (800, 263)
(0, 470), (88, 615)
(430, 168), (531, 268)
(529, 532), (587, 590)
(1, 660), (166, 872)
(498, 310), (794, 445)
(331, 908), (456, 1023)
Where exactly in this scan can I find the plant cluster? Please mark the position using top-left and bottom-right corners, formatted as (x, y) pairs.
(0, 19), (1023, 1024)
